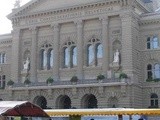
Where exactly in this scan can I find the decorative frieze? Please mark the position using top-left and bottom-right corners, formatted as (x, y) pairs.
(18, 6), (119, 26)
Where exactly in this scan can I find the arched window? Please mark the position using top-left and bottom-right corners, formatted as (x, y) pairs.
(63, 41), (77, 68)
(87, 45), (94, 66)
(152, 36), (158, 49)
(150, 93), (158, 107)
(71, 46), (77, 67)
(86, 38), (102, 67)
(0, 53), (6, 64)
(147, 64), (152, 79)
(64, 47), (69, 68)
(147, 36), (159, 49)
(154, 64), (160, 79)
(96, 43), (103, 66)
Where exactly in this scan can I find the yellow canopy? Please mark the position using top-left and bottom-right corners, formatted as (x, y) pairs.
(45, 108), (160, 116)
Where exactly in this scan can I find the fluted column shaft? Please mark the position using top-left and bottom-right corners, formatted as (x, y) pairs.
(30, 27), (38, 82)
(75, 20), (84, 79)
(100, 17), (109, 77)
(52, 24), (60, 80)
(11, 29), (21, 82)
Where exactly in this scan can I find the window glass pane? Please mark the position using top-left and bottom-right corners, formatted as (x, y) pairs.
(151, 100), (154, 106)
(97, 44), (103, 66)
(0, 53), (1, 64)
(152, 36), (159, 49)
(2, 75), (5, 80)
(40, 50), (44, 69)
(2, 53), (6, 63)
(147, 37), (151, 49)
(154, 64), (160, 79)
(64, 48), (69, 67)
(50, 50), (54, 67)
(72, 47), (77, 66)
(155, 100), (158, 106)
(147, 64), (152, 79)
(147, 64), (152, 70)
(151, 94), (158, 98)
(43, 50), (47, 68)
(88, 45), (94, 66)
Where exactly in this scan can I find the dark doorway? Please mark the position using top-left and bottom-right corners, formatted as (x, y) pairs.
(56, 95), (71, 109)
(33, 96), (47, 109)
(82, 94), (97, 108)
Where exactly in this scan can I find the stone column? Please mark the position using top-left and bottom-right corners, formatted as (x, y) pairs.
(100, 16), (109, 77)
(11, 29), (21, 82)
(52, 24), (60, 80)
(30, 27), (38, 82)
(75, 20), (84, 80)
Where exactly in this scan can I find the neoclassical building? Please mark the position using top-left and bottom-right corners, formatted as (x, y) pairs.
(0, 0), (160, 109)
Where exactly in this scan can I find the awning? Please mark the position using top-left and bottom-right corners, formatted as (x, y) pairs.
(0, 101), (49, 117)
(45, 108), (160, 116)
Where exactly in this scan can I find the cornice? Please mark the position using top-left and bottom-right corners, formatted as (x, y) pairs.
(11, 0), (121, 20)
(139, 13), (160, 26)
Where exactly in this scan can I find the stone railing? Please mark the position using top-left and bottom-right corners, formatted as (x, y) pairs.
(11, 78), (128, 88)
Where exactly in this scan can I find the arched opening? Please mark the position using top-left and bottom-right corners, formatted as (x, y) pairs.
(81, 94), (98, 108)
(108, 97), (118, 108)
(56, 95), (71, 109)
(33, 96), (47, 109)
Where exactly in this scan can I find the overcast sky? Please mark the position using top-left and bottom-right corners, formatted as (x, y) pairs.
(0, 0), (30, 35)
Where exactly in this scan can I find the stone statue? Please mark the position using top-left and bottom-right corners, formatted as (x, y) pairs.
(14, 0), (21, 8)
(23, 57), (30, 70)
(113, 49), (120, 63)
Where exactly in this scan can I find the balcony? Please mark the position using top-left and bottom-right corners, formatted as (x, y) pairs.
(9, 78), (129, 90)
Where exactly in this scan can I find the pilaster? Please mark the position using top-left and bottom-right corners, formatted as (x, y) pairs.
(99, 16), (109, 77)
(11, 29), (21, 82)
(120, 13), (133, 73)
(51, 23), (60, 80)
(74, 20), (84, 80)
(30, 27), (38, 82)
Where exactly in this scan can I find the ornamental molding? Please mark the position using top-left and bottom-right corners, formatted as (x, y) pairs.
(11, 0), (124, 27)
(11, 0), (120, 19)
(140, 13), (160, 26)
(139, 19), (160, 26)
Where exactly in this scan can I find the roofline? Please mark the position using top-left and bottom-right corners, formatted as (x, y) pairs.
(7, 0), (39, 20)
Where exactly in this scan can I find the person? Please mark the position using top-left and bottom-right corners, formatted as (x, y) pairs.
(23, 57), (30, 70)
(113, 49), (120, 63)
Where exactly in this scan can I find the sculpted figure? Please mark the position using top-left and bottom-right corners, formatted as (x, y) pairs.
(113, 49), (120, 63)
(14, 0), (21, 8)
(23, 57), (30, 70)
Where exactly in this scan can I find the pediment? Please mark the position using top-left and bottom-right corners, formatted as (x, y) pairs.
(8, 0), (104, 19)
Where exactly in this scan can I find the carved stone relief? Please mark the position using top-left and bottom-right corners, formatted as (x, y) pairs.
(84, 29), (102, 44)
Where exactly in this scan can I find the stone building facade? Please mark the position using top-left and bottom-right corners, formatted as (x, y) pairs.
(0, 0), (160, 109)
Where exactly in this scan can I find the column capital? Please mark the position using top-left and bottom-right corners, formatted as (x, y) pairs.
(120, 13), (132, 22)
(29, 26), (38, 31)
(74, 20), (83, 27)
(29, 26), (38, 34)
(51, 23), (60, 31)
(99, 16), (109, 25)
